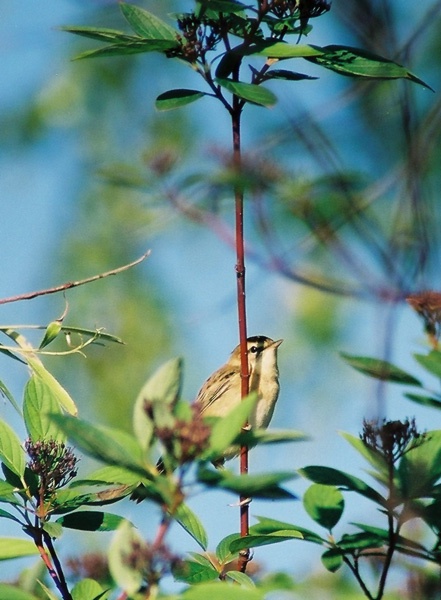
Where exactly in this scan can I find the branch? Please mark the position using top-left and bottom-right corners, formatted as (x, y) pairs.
(0, 250), (151, 306)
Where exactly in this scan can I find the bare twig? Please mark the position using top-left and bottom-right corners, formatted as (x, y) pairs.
(0, 250), (151, 306)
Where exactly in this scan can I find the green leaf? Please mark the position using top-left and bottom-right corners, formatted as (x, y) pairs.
(108, 522), (144, 595)
(262, 69), (318, 81)
(0, 538), (39, 560)
(0, 420), (25, 478)
(174, 555), (219, 584)
(405, 393), (441, 410)
(299, 466), (386, 506)
(216, 533), (241, 564)
(132, 357), (182, 450)
(303, 484), (344, 530)
(225, 571), (255, 587)
(337, 531), (385, 551)
(42, 522), (63, 539)
(0, 584), (39, 600)
(352, 523), (427, 555)
(397, 430), (441, 499)
(234, 428), (308, 447)
(229, 531), (303, 553)
(70, 465), (142, 487)
(60, 25), (138, 44)
(306, 45), (433, 89)
(52, 487), (132, 514)
(23, 375), (65, 443)
(207, 392), (259, 457)
(0, 380), (21, 416)
(56, 511), (127, 532)
(51, 415), (147, 475)
(174, 503), (208, 550)
(198, 466), (297, 499)
(120, 3), (178, 40)
(0, 507), (22, 523)
(72, 579), (105, 600)
(215, 78), (277, 107)
(321, 548), (343, 572)
(26, 358), (77, 416)
(39, 320), (62, 349)
(196, 0), (248, 15)
(250, 41), (323, 59)
(74, 40), (178, 61)
(340, 352), (422, 386)
(414, 351), (441, 379)
(155, 89), (207, 111)
(181, 581), (264, 600)
(251, 516), (324, 544)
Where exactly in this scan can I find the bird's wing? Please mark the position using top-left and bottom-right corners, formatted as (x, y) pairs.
(195, 368), (235, 414)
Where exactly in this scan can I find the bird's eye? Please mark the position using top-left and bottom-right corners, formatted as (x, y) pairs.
(250, 345), (258, 354)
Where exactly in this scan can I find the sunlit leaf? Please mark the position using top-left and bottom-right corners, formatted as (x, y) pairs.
(181, 581), (263, 600)
(251, 516), (324, 544)
(174, 555), (218, 584)
(340, 352), (421, 385)
(0, 420), (25, 478)
(71, 579), (106, 600)
(414, 351), (441, 379)
(0, 380), (21, 416)
(216, 532), (241, 564)
(23, 376), (65, 443)
(198, 466), (297, 499)
(0, 584), (39, 600)
(0, 538), (39, 561)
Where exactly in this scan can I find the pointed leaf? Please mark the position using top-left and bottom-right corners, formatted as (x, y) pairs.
(340, 352), (421, 386)
(155, 89), (207, 111)
(174, 502), (208, 550)
(251, 516), (325, 544)
(60, 25), (138, 43)
(74, 40), (178, 60)
(405, 393), (441, 410)
(216, 533), (241, 564)
(229, 531), (302, 553)
(340, 431), (388, 475)
(174, 555), (218, 584)
(120, 3), (178, 40)
(216, 78), (277, 107)
(23, 375), (65, 442)
(263, 69), (318, 81)
(299, 466), (386, 506)
(56, 511), (127, 532)
(26, 358), (77, 416)
(0, 420), (25, 478)
(414, 351), (441, 379)
(0, 380), (21, 416)
(306, 45), (433, 89)
(198, 466), (297, 499)
(303, 484), (344, 530)
(39, 320), (62, 349)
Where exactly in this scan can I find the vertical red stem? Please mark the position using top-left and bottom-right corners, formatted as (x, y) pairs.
(232, 101), (251, 570)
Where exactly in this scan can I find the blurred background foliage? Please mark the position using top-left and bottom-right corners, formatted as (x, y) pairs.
(2, 0), (441, 595)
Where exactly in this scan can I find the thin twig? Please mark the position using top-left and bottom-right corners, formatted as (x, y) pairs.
(0, 250), (151, 305)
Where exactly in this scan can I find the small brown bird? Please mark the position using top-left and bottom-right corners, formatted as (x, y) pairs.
(195, 335), (283, 461)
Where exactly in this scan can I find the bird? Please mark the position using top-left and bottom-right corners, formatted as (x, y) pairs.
(195, 335), (283, 463)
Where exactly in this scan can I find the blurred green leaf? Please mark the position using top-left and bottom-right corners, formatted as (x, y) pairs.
(0, 420), (25, 479)
(120, 3), (178, 40)
(0, 538), (39, 561)
(23, 375), (65, 443)
(133, 358), (182, 450)
(234, 428), (307, 447)
(181, 581), (263, 600)
(398, 430), (441, 499)
(299, 466), (386, 506)
(38, 320), (62, 349)
(0, 380), (21, 416)
(50, 415), (147, 475)
(405, 393), (441, 410)
(0, 584), (39, 600)
(108, 522), (143, 595)
(225, 571), (255, 587)
(156, 89), (207, 111)
(306, 45), (433, 89)
(56, 510), (127, 531)
(303, 484), (344, 530)
(215, 78), (277, 107)
(414, 351), (441, 379)
(198, 466), (297, 499)
(340, 352), (421, 386)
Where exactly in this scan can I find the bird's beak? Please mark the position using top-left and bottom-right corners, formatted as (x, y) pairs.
(272, 339), (283, 349)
